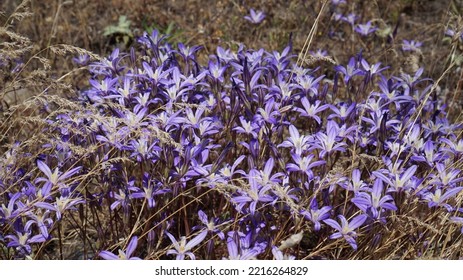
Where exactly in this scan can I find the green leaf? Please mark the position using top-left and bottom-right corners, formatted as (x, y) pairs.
(103, 15), (133, 37)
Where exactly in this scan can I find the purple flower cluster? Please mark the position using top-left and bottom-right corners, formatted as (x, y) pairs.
(1, 25), (463, 259)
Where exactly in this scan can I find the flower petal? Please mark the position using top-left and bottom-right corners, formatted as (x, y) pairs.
(37, 161), (53, 179)
(185, 230), (207, 250)
(348, 214), (367, 230)
(99, 250), (119, 260)
(125, 236), (138, 258)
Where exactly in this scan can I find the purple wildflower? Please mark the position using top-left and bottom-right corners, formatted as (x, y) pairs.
(34, 196), (84, 221)
(313, 120), (347, 158)
(104, 76), (136, 106)
(256, 157), (284, 186)
(223, 231), (266, 260)
(0, 192), (24, 222)
(26, 209), (53, 239)
(176, 43), (202, 62)
(233, 117), (260, 138)
(6, 222), (46, 256)
(194, 210), (225, 240)
(340, 169), (369, 193)
(324, 214), (368, 250)
(360, 59), (388, 77)
(402, 40), (423, 52)
(294, 97), (329, 124)
(232, 169), (274, 215)
(278, 125), (312, 155)
(431, 163), (463, 187)
(328, 102), (357, 121)
(440, 137), (463, 156)
(72, 54), (90, 66)
(256, 98), (279, 125)
(295, 75), (325, 96)
(99, 236), (142, 260)
(342, 13), (358, 26)
(410, 140), (445, 166)
(351, 178), (397, 219)
(35, 161), (81, 196)
(286, 153), (325, 178)
(373, 164), (418, 193)
(335, 57), (364, 84)
(354, 22), (378, 36)
(217, 155), (246, 180)
(422, 187), (463, 212)
(244, 9), (265, 24)
(129, 175), (170, 209)
(165, 230), (208, 260)
(89, 77), (118, 95)
(207, 60), (228, 82)
(109, 183), (139, 211)
(300, 199), (332, 231)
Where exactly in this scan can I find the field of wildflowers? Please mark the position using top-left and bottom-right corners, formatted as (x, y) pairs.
(1, 0), (463, 260)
